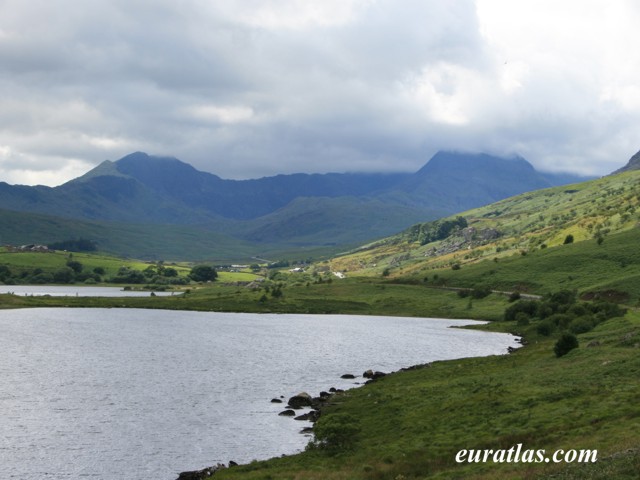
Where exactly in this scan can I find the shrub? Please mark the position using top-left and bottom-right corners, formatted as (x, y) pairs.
(515, 312), (530, 326)
(554, 333), (579, 357)
(568, 316), (595, 334)
(536, 320), (555, 337)
(310, 413), (361, 453)
(546, 313), (573, 329)
(66, 260), (83, 273)
(110, 267), (146, 284)
(471, 287), (492, 299)
(589, 301), (627, 320)
(53, 267), (75, 284)
(548, 290), (577, 305)
(563, 234), (574, 244)
(508, 291), (521, 302)
(504, 300), (540, 321)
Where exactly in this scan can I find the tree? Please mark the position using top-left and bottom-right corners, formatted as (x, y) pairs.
(554, 333), (579, 357)
(53, 267), (75, 284)
(189, 265), (218, 282)
(163, 267), (178, 277)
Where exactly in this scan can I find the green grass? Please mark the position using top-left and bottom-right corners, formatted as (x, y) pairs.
(330, 170), (640, 279)
(409, 228), (640, 304)
(0, 249), (156, 277)
(0, 278), (509, 320)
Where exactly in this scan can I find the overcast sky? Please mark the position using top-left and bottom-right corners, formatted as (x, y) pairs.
(1, 0), (639, 186)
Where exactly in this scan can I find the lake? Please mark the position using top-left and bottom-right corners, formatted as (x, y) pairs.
(0, 285), (179, 297)
(0, 308), (520, 479)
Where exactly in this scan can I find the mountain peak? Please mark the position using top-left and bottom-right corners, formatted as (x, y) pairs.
(115, 151), (194, 171)
(113, 152), (222, 194)
(417, 151), (534, 176)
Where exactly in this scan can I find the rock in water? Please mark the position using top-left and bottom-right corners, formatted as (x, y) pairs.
(287, 392), (313, 408)
(177, 463), (226, 479)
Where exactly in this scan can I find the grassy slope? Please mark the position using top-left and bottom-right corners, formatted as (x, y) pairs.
(0, 208), (345, 262)
(412, 227), (640, 303)
(329, 170), (640, 278)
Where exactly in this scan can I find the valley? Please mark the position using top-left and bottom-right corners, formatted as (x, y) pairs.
(1, 151), (638, 479)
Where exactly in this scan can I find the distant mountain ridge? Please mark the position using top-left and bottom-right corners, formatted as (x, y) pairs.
(0, 151), (594, 258)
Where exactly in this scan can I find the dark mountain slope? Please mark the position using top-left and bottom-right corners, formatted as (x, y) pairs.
(0, 150), (595, 255)
(391, 152), (557, 212)
(612, 149), (640, 174)
(236, 196), (444, 245)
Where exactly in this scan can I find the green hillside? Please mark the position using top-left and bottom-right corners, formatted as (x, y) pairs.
(0, 209), (345, 262)
(237, 196), (444, 246)
(330, 170), (640, 292)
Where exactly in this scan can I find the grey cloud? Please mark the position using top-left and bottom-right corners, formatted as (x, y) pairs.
(0, 0), (638, 185)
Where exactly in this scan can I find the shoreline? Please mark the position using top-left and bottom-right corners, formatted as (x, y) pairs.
(175, 333), (522, 479)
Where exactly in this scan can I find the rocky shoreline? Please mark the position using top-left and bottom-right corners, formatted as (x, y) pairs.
(174, 368), (393, 479)
(174, 341), (524, 480)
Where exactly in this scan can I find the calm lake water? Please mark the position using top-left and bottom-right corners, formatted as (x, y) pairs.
(0, 285), (179, 297)
(0, 308), (519, 479)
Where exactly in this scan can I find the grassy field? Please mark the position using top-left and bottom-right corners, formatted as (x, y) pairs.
(0, 278), (508, 320)
(0, 248), (154, 274)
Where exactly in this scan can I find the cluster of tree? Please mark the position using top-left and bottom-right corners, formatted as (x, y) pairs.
(0, 261), (104, 285)
(504, 290), (626, 356)
(109, 265), (188, 285)
(406, 216), (468, 245)
(188, 265), (218, 282)
(266, 259), (312, 269)
(47, 238), (97, 252)
(0, 260), (192, 286)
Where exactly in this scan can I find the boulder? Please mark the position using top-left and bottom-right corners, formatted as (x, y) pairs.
(294, 410), (320, 422)
(340, 373), (356, 379)
(278, 409), (296, 416)
(287, 392), (313, 409)
(270, 398), (283, 403)
(177, 463), (225, 479)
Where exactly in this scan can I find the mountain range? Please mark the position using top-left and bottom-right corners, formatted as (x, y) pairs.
(0, 151), (593, 260)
